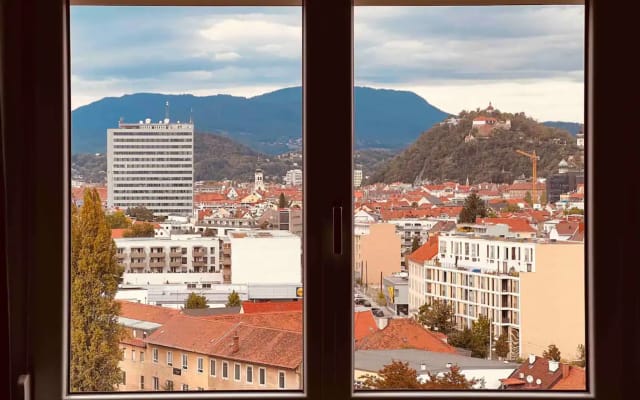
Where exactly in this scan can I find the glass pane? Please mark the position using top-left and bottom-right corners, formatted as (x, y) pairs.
(69, 5), (302, 392)
(354, 5), (586, 391)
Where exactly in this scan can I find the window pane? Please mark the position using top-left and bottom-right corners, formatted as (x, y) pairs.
(354, 4), (586, 391)
(69, 5), (303, 393)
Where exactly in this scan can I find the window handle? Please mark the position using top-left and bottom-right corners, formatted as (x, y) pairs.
(333, 206), (342, 255)
(18, 374), (30, 400)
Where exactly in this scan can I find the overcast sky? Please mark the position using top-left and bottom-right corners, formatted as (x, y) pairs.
(71, 5), (584, 122)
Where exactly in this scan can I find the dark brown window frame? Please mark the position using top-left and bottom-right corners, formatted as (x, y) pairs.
(2, 0), (635, 400)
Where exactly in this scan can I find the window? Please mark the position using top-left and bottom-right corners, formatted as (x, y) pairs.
(152, 376), (159, 391)
(152, 348), (158, 363)
(139, 351), (144, 362)
(166, 350), (172, 366)
(197, 357), (203, 373)
(165, 380), (174, 391)
(210, 358), (216, 377)
(121, 371), (126, 385)
(234, 363), (241, 382)
(131, 349), (135, 361)
(222, 361), (229, 379)
(259, 367), (266, 386)
(139, 375), (144, 390)
(247, 365), (254, 384)
(182, 383), (189, 391)
(182, 353), (188, 370)
(278, 371), (285, 389)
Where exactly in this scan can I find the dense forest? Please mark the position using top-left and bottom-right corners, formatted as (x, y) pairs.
(368, 109), (583, 185)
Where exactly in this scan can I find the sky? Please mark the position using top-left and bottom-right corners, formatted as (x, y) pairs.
(71, 5), (584, 122)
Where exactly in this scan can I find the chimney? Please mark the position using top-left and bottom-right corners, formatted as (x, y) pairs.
(377, 317), (389, 330)
(528, 354), (536, 365)
(561, 363), (570, 378)
(548, 360), (560, 373)
(232, 332), (239, 353)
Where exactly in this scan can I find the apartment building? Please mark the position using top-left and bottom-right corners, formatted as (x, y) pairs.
(284, 169), (303, 186)
(408, 231), (584, 360)
(354, 223), (402, 289)
(107, 118), (194, 216)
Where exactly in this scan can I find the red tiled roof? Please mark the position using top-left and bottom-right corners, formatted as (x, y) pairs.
(242, 301), (303, 314)
(355, 319), (456, 353)
(504, 356), (585, 390)
(121, 337), (146, 348)
(556, 220), (580, 236)
(146, 314), (302, 369)
(117, 301), (179, 324)
(111, 228), (127, 239)
(407, 235), (439, 264)
(354, 311), (378, 341)
(553, 366), (586, 390)
(500, 377), (526, 385)
(203, 311), (302, 333)
(195, 193), (227, 202)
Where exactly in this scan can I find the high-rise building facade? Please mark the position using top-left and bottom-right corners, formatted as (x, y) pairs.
(107, 118), (194, 216)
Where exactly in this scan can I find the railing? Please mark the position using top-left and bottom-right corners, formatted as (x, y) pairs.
(149, 261), (166, 268)
(130, 252), (146, 259)
(192, 249), (206, 257)
(169, 251), (182, 257)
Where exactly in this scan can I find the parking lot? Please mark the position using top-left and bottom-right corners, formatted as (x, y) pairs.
(354, 286), (391, 318)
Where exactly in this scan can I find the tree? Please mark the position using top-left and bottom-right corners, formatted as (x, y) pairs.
(543, 344), (562, 361)
(458, 193), (487, 223)
(105, 210), (131, 229)
(470, 314), (490, 358)
(70, 188), (124, 391)
(424, 365), (481, 389)
(411, 236), (421, 253)
(416, 300), (455, 334)
(278, 192), (288, 208)
(504, 203), (521, 212)
(494, 333), (510, 359)
(184, 292), (208, 309)
(361, 361), (426, 389)
(447, 327), (472, 349)
(125, 206), (155, 221)
(226, 290), (241, 307)
(540, 190), (548, 205)
(376, 290), (387, 306)
(574, 344), (586, 367)
(524, 191), (533, 206)
(122, 222), (155, 238)
(202, 228), (216, 237)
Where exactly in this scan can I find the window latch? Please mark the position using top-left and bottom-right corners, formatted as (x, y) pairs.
(333, 206), (342, 255)
(18, 374), (30, 400)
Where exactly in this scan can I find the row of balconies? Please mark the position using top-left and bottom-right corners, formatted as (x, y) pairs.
(117, 248), (208, 258)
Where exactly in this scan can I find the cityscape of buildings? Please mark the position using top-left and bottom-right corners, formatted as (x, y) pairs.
(71, 107), (586, 392)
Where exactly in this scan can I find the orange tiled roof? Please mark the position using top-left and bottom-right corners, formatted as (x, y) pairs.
(355, 318), (456, 353)
(117, 300), (179, 324)
(354, 311), (378, 341)
(553, 366), (586, 390)
(504, 356), (585, 390)
(242, 301), (303, 314)
(407, 235), (439, 264)
(203, 311), (303, 333)
(146, 314), (302, 369)
(195, 193), (227, 202)
(111, 228), (127, 239)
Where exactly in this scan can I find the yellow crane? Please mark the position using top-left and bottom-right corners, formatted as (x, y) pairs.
(515, 149), (540, 203)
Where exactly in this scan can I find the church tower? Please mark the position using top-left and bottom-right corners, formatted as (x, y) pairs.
(254, 168), (265, 192)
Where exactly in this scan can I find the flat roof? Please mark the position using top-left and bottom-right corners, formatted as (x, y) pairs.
(117, 316), (162, 331)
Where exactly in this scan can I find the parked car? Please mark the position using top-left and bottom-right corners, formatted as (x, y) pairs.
(354, 298), (367, 305)
(371, 308), (384, 317)
(362, 300), (371, 307)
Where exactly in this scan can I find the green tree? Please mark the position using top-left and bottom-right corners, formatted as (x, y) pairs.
(278, 192), (288, 208)
(125, 206), (155, 221)
(494, 333), (510, 359)
(424, 365), (481, 389)
(447, 327), (472, 349)
(105, 210), (131, 229)
(416, 300), (455, 334)
(540, 190), (548, 205)
(123, 222), (155, 238)
(361, 361), (426, 389)
(524, 191), (533, 206)
(563, 207), (584, 215)
(226, 290), (242, 307)
(504, 203), (521, 212)
(470, 314), (490, 358)
(377, 290), (387, 306)
(543, 344), (562, 361)
(184, 292), (208, 309)
(70, 188), (124, 391)
(458, 193), (487, 223)
(411, 236), (421, 253)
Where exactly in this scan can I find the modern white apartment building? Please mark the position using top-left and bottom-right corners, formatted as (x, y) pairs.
(408, 232), (584, 360)
(107, 118), (194, 216)
(354, 169), (363, 188)
(284, 169), (303, 186)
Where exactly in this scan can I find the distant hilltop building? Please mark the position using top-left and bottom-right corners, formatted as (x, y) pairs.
(107, 116), (194, 216)
(470, 103), (511, 138)
(576, 126), (584, 149)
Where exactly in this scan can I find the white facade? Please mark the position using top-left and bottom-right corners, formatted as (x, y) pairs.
(228, 230), (301, 285)
(354, 169), (363, 188)
(254, 168), (265, 192)
(387, 218), (441, 253)
(284, 169), (303, 186)
(107, 118), (194, 215)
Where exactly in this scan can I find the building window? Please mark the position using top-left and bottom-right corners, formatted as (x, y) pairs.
(165, 380), (174, 391)
(210, 358), (216, 377)
(222, 361), (229, 379)
(182, 353), (188, 370)
(152, 348), (158, 363)
(121, 371), (126, 385)
(197, 357), (204, 373)
(139, 375), (144, 390)
(259, 367), (266, 386)
(122, 348), (126, 360)
(152, 376), (159, 391)
(246, 365), (253, 384)
(182, 384), (189, 391)
(234, 363), (241, 381)
(166, 351), (172, 366)
(131, 350), (135, 361)
(140, 351), (144, 362)
(278, 371), (285, 389)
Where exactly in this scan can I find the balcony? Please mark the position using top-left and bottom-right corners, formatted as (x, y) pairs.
(130, 263), (146, 270)
(149, 261), (166, 268)
(130, 251), (146, 259)
(149, 250), (166, 257)
(116, 253), (126, 259)
(169, 250), (182, 257)
(192, 261), (206, 268)
(169, 261), (181, 268)
(192, 249), (206, 257)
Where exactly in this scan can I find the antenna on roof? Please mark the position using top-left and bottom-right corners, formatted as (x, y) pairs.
(165, 101), (170, 120)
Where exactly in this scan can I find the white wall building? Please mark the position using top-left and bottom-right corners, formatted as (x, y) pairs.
(228, 230), (301, 285)
(107, 118), (194, 215)
(354, 169), (363, 188)
(284, 169), (303, 186)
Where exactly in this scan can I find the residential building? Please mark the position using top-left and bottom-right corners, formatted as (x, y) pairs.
(500, 355), (586, 390)
(546, 160), (584, 204)
(382, 274), (409, 315)
(387, 218), (440, 254)
(354, 223), (402, 289)
(107, 118), (194, 216)
(284, 169), (303, 186)
(354, 169), (363, 188)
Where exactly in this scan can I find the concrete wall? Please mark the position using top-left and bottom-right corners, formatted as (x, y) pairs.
(230, 232), (301, 285)
(354, 223), (402, 289)
(519, 242), (585, 361)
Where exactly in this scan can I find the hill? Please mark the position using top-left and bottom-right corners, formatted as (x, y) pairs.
(542, 121), (582, 136)
(71, 86), (449, 154)
(368, 110), (583, 185)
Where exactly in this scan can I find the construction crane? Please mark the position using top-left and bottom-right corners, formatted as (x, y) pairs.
(515, 149), (540, 203)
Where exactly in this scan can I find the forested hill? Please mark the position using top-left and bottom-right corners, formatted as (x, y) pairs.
(368, 110), (583, 185)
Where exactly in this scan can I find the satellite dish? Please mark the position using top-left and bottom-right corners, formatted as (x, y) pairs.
(526, 375), (534, 384)
(535, 378), (542, 385)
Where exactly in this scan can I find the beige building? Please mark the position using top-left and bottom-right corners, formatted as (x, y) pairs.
(354, 223), (401, 289)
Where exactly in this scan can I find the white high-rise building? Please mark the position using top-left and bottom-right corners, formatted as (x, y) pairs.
(354, 169), (363, 188)
(284, 169), (303, 186)
(107, 118), (194, 216)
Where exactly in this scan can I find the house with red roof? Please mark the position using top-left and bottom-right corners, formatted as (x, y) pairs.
(500, 355), (586, 391)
